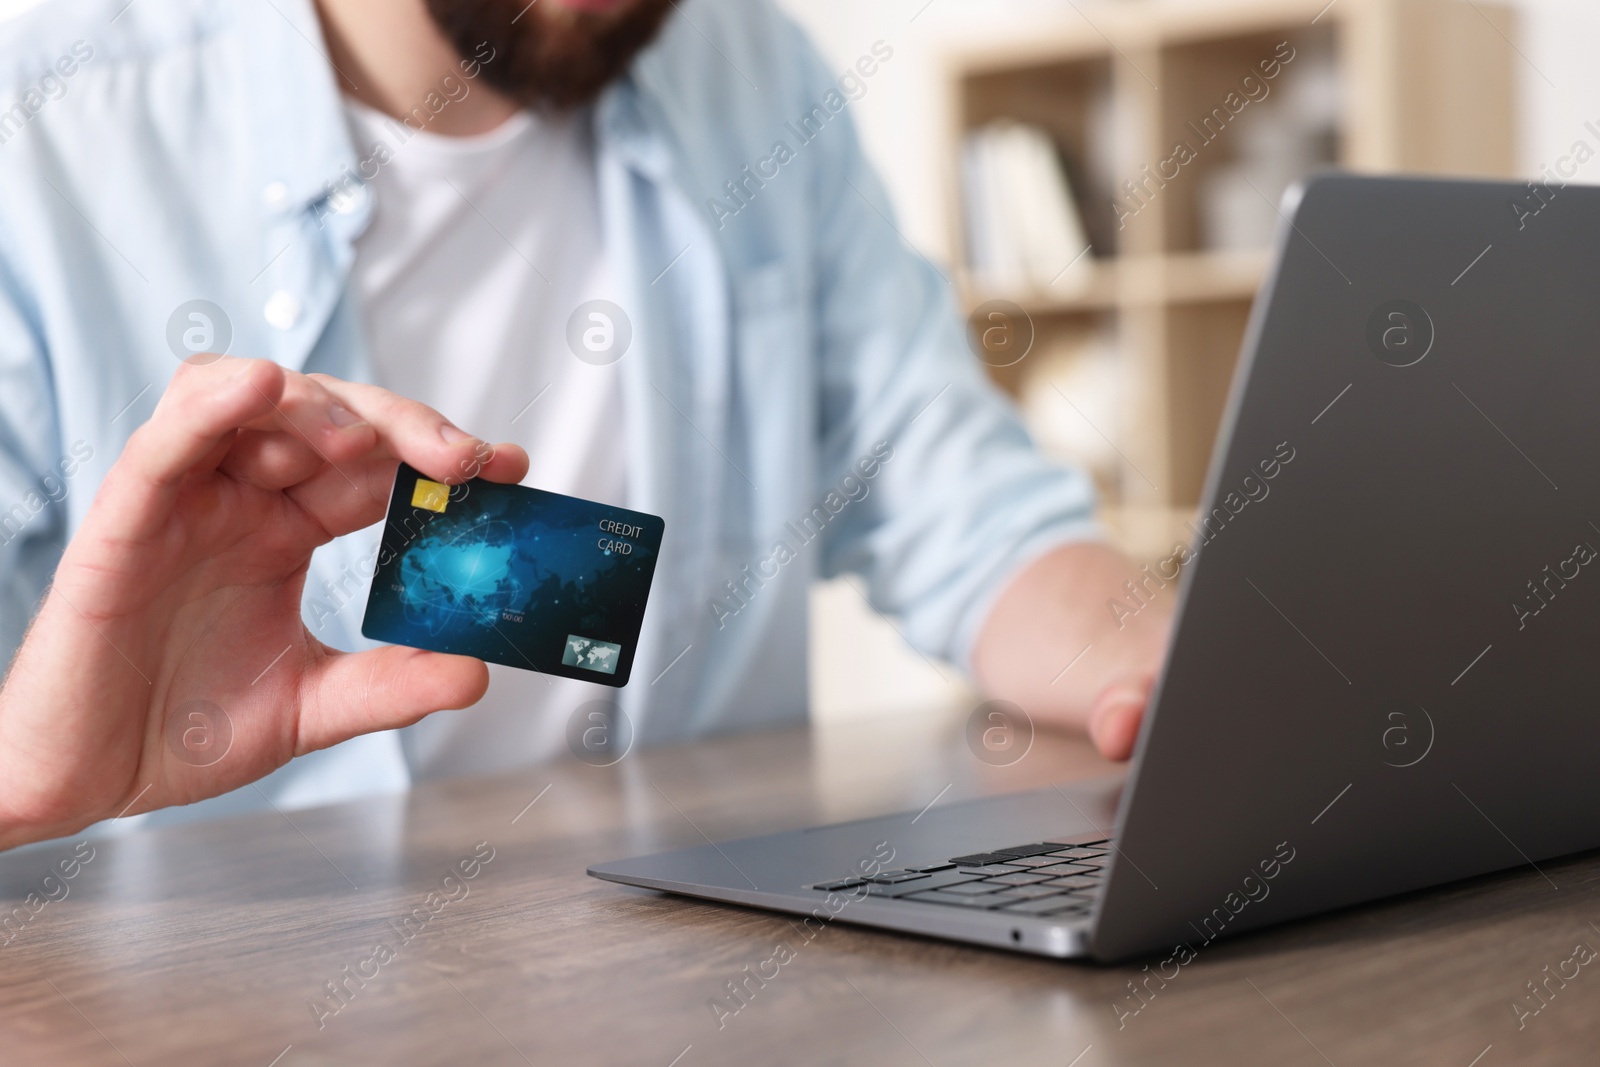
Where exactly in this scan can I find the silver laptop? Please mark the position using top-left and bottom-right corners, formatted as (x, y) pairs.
(591, 174), (1600, 961)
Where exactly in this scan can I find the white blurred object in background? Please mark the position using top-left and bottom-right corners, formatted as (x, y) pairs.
(1198, 38), (1341, 251)
(1019, 326), (1123, 492)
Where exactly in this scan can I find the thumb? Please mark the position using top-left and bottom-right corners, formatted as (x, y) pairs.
(1087, 675), (1153, 761)
(295, 645), (489, 755)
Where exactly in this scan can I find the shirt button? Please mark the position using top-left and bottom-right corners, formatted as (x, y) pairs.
(264, 290), (301, 331)
(329, 182), (365, 216)
(262, 181), (290, 208)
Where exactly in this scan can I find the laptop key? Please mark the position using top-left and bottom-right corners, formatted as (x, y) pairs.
(1044, 834), (1111, 848)
(991, 843), (1060, 859)
(1044, 875), (1100, 890)
(1004, 856), (1066, 868)
(956, 863), (1026, 876)
(998, 884), (1070, 900)
(907, 863), (957, 873)
(879, 871), (984, 894)
(863, 881), (955, 899)
(1054, 891), (1100, 905)
(949, 853), (1006, 866)
(1049, 865), (1104, 878)
(934, 895), (1030, 908)
(986, 872), (1055, 886)
(1035, 861), (1099, 875)
(810, 879), (867, 891)
(900, 890), (996, 909)
(938, 880), (1009, 896)
(866, 871), (929, 884)
(815, 871), (978, 896)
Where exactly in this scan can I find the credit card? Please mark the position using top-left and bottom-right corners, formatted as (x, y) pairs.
(361, 464), (665, 686)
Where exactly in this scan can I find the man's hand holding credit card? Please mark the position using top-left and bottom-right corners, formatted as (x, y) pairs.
(0, 360), (543, 849)
(363, 464), (665, 687)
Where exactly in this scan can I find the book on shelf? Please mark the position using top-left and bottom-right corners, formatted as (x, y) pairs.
(961, 121), (1093, 296)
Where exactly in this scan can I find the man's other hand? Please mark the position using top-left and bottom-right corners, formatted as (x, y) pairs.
(973, 541), (1173, 761)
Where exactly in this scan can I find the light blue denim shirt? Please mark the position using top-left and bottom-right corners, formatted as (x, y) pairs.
(0, 0), (1098, 823)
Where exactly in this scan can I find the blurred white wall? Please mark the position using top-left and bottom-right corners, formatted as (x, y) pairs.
(1514, 0), (1600, 179)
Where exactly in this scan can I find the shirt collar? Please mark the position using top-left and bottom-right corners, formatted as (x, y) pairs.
(595, 73), (675, 183)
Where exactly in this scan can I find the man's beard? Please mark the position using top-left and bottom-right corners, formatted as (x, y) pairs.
(424, 0), (674, 112)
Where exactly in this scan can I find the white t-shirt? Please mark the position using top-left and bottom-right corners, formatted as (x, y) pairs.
(344, 98), (628, 780)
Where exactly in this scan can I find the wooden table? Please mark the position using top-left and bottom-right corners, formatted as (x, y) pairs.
(2, 707), (1597, 1066)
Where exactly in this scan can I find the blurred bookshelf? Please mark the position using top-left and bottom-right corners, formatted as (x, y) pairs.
(944, 0), (1517, 560)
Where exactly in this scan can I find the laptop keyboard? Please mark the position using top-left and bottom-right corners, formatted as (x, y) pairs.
(807, 834), (1112, 921)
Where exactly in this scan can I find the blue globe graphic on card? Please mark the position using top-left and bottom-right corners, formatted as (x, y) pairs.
(398, 518), (526, 632)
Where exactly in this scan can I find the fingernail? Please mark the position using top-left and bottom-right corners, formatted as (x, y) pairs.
(439, 424), (473, 444)
(1088, 704), (1113, 750)
(1089, 690), (1136, 745)
(329, 403), (363, 428)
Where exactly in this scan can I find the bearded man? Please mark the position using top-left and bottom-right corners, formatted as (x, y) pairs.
(0, 0), (1167, 848)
